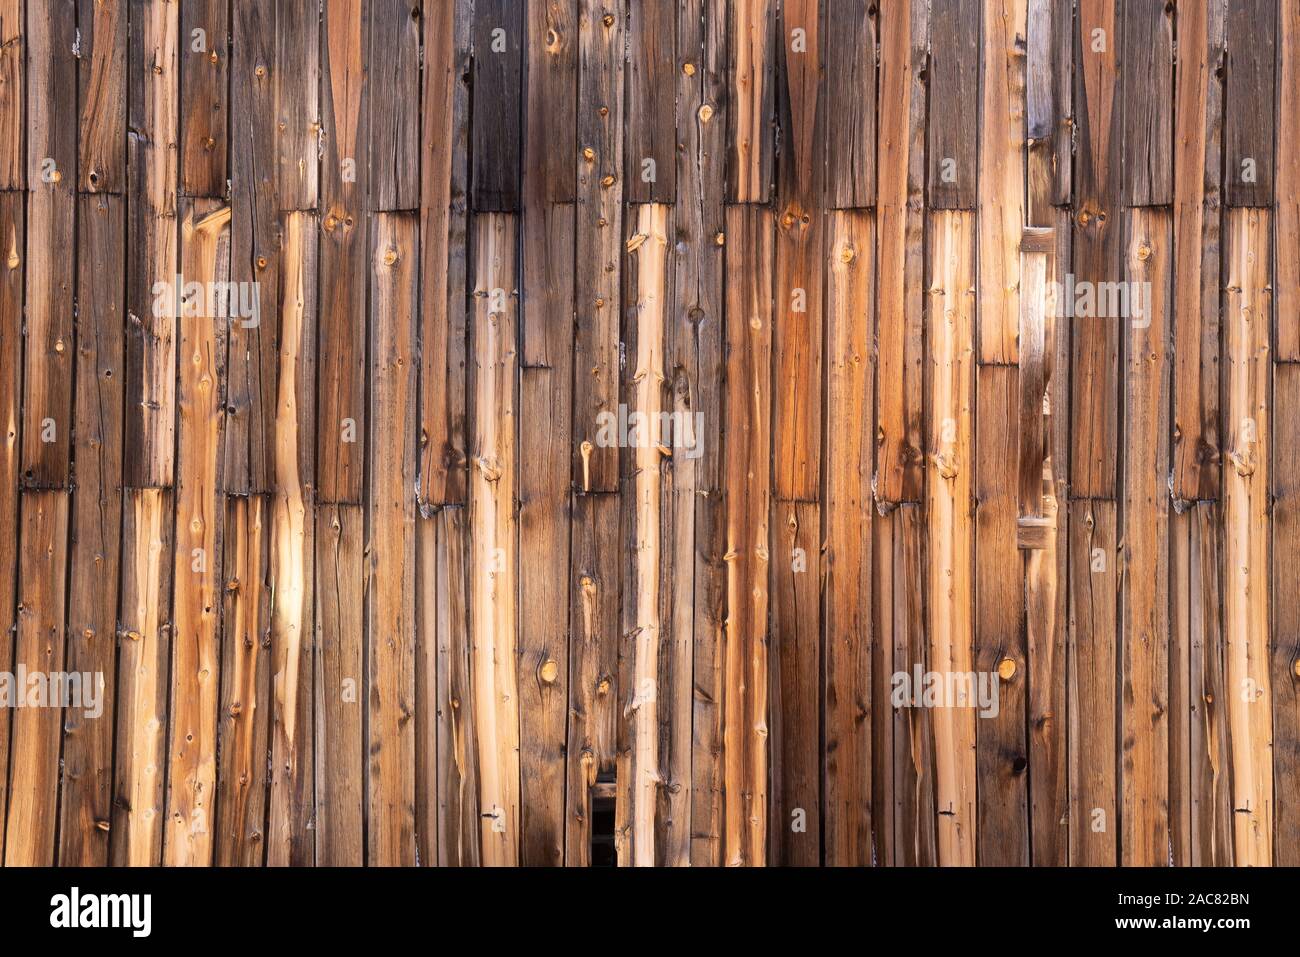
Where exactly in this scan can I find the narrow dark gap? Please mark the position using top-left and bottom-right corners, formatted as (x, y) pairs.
(589, 771), (616, 867)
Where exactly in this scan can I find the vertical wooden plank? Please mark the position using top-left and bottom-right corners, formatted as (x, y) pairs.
(0, 192), (21, 857)
(928, 0), (978, 210)
(1068, 498), (1117, 865)
(22, 3), (76, 488)
(472, 0), (523, 211)
(0, 0), (22, 188)
(772, 211), (820, 498)
(416, 514), (438, 865)
(163, 200), (230, 866)
(267, 210), (317, 866)
(875, 0), (927, 504)
(420, 0), (472, 505)
(525, 0), (577, 205)
(978, 0), (1027, 364)
(366, 211), (418, 865)
(1224, 0), (1276, 207)
(277, 0), (320, 211)
(769, 500), (820, 865)
(57, 193), (125, 866)
(573, 0), (623, 493)
(318, 0), (367, 503)
(1280, 0), (1300, 361)
(1271, 364), (1300, 863)
(928, 211), (979, 866)
(214, 495), (271, 866)
(179, 0), (229, 196)
(565, 491), (619, 865)
(1120, 0), (1172, 206)
(727, 0), (773, 203)
(625, 0), (675, 203)
(313, 503), (365, 866)
(125, 0), (179, 488)
(1223, 208), (1273, 866)
(110, 488), (173, 866)
(1026, 0), (1072, 216)
(78, 0), (126, 193)
(823, 0), (875, 209)
(1171, 0), (1225, 501)
(369, 0), (421, 211)
(518, 201), (574, 866)
(823, 210), (874, 866)
(469, 212), (520, 864)
(721, 205), (770, 866)
(2, 489), (69, 864)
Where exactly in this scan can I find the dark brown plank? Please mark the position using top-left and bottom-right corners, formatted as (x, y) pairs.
(77, 0), (126, 193)
(1224, 0), (1276, 206)
(277, 0), (320, 210)
(823, 0), (875, 209)
(1120, 0), (1172, 206)
(525, 0), (577, 205)
(180, 0), (229, 196)
(625, 0), (675, 202)
(927, 0), (978, 209)
(472, 0), (523, 210)
(369, 0), (421, 211)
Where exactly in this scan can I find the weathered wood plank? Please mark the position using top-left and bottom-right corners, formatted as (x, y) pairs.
(163, 200), (230, 866)
(0, 191), (21, 857)
(369, 0), (421, 211)
(1224, 0), (1276, 207)
(1271, 364), (1300, 864)
(276, 0), (320, 211)
(0, 0), (21, 188)
(470, 212), (521, 864)
(773, 204), (821, 499)
(1120, 208), (1171, 865)
(1171, 0), (1224, 501)
(57, 193), (125, 866)
(180, 0), (229, 196)
(367, 211), (418, 865)
(313, 503), (365, 866)
(1026, 0), (1072, 215)
(823, 0), (875, 209)
(721, 205), (770, 867)
(1281, 0), (1300, 360)
(1223, 208), (1273, 866)
(823, 210), (874, 866)
(77, 0), (126, 193)
(727, 0), (773, 202)
(876, 0), (927, 503)
(626, 0), (675, 202)
(110, 488), (173, 866)
(1120, 0), (1172, 206)
(472, 0), (523, 211)
(2, 490), (69, 864)
(525, 0), (577, 205)
(928, 0), (978, 210)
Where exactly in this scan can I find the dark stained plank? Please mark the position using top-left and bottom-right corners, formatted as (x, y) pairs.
(927, 0), (978, 210)
(823, 0), (875, 209)
(277, 0), (320, 210)
(1120, 0), (1172, 206)
(180, 0), (229, 196)
(625, 0), (675, 202)
(472, 0), (523, 210)
(525, 0), (577, 205)
(77, 0), (126, 193)
(1224, 0), (1276, 207)
(369, 0), (421, 211)
(1026, 0), (1072, 216)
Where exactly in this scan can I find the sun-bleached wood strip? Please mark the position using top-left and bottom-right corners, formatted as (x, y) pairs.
(164, 200), (229, 866)
(1, 490), (69, 864)
(470, 212), (520, 865)
(1223, 208), (1273, 866)
(727, 0), (773, 202)
(366, 212), (418, 865)
(215, 495), (271, 866)
(125, 0), (178, 488)
(0, 0), (22, 188)
(313, 503), (365, 865)
(876, 0), (927, 503)
(267, 210), (317, 866)
(1271, 365), (1300, 863)
(58, 194), (125, 866)
(110, 488), (172, 866)
(823, 210), (874, 865)
(77, 0), (126, 193)
(926, 211), (977, 866)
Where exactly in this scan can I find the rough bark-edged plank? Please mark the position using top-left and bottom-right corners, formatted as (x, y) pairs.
(573, 0), (623, 493)
(469, 212), (521, 864)
(317, 0), (368, 503)
(369, 0), (420, 211)
(769, 500), (820, 866)
(57, 193), (124, 866)
(110, 488), (173, 866)
(267, 210), (318, 866)
(0, 0), (21, 188)
(518, 201), (574, 866)
(823, 210), (874, 866)
(420, 0), (472, 506)
(179, 0), (229, 196)
(1222, 208), (1273, 866)
(1120, 208), (1171, 865)
(1224, 0), (1276, 207)
(2, 490), (69, 864)
(163, 200), (230, 866)
(926, 211), (979, 866)
(215, 494), (272, 866)
(721, 204), (770, 866)
(125, 0), (179, 488)
(727, 0), (773, 202)
(626, 0), (675, 203)
(823, 0), (875, 209)
(928, 0), (979, 210)
(1120, 0), (1172, 206)
(367, 211), (418, 865)
(313, 503), (365, 866)
(77, 0), (126, 193)
(875, 0), (927, 504)
(525, 0), (576, 205)
(1067, 498), (1117, 865)
(1171, 0), (1224, 501)
(1271, 364), (1300, 864)
(565, 491), (619, 865)
(276, 0), (319, 211)
(472, 0), (523, 211)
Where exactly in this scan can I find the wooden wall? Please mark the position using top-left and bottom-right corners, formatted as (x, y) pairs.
(0, 0), (1294, 866)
